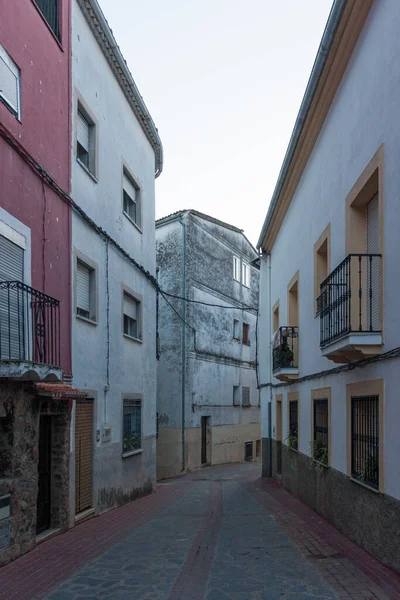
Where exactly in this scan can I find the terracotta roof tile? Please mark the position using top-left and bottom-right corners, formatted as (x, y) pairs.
(35, 383), (88, 399)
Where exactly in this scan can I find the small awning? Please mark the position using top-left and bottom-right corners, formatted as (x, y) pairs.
(34, 383), (89, 400)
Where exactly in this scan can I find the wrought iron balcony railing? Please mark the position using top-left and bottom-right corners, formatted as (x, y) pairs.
(317, 254), (381, 348)
(272, 326), (298, 373)
(0, 281), (60, 367)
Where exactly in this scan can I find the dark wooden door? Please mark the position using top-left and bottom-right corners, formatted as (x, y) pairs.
(75, 400), (93, 514)
(36, 416), (52, 534)
(201, 416), (207, 464)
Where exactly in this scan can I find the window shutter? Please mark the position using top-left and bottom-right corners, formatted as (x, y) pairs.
(123, 294), (137, 320)
(123, 173), (136, 202)
(77, 111), (90, 152)
(242, 387), (250, 406)
(77, 262), (90, 313)
(0, 45), (20, 115)
(366, 193), (380, 330)
(0, 234), (24, 281)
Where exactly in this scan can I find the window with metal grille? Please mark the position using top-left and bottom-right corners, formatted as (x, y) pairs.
(35, 0), (60, 41)
(123, 171), (140, 226)
(0, 44), (21, 119)
(123, 293), (140, 339)
(242, 386), (250, 407)
(351, 395), (379, 489)
(289, 400), (298, 450)
(242, 322), (250, 345)
(76, 260), (96, 321)
(233, 385), (240, 406)
(313, 398), (328, 465)
(242, 262), (250, 288)
(233, 256), (240, 282)
(123, 399), (142, 454)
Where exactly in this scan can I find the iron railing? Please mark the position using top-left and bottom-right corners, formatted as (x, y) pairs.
(351, 395), (379, 489)
(317, 254), (381, 347)
(0, 281), (60, 367)
(272, 326), (298, 373)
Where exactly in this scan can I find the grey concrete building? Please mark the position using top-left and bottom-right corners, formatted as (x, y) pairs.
(70, 0), (162, 518)
(156, 210), (260, 480)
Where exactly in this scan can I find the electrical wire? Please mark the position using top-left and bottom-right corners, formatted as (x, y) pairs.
(161, 290), (258, 312)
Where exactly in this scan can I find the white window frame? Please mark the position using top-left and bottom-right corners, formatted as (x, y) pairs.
(122, 286), (142, 343)
(0, 44), (21, 119)
(242, 262), (251, 289)
(75, 253), (97, 324)
(233, 256), (240, 282)
(233, 319), (240, 340)
(122, 168), (141, 229)
(76, 101), (97, 179)
(233, 385), (240, 406)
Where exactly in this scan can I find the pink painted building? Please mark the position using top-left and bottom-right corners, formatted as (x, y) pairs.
(0, 0), (83, 563)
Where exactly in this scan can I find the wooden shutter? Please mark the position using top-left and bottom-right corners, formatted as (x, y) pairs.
(77, 111), (90, 152)
(366, 194), (380, 330)
(75, 400), (93, 514)
(0, 44), (20, 115)
(0, 234), (24, 359)
(123, 173), (136, 202)
(123, 293), (137, 319)
(76, 262), (90, 313)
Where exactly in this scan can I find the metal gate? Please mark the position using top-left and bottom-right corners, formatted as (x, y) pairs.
(75, 399), (93, 514)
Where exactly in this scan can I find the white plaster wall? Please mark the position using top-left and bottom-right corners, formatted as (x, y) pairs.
(259, 0), (400, 499)
(71, 1), (157, 509)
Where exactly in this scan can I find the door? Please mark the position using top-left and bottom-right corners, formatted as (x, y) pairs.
(201, 416), (211, 465)
(75, 399), (93, 514)
(0, 234), (24, 360)
(276, 398), (282, 475)
(36, 416), (52, 534)
(366, 193), (380, 331)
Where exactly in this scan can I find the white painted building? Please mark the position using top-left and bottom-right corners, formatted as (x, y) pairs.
(156, 211), (260, 480)
(70, 0), (162, 518)
(258, 0), (400, 573)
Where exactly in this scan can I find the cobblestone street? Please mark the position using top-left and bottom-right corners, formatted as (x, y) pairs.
(1, 463), (399, 600)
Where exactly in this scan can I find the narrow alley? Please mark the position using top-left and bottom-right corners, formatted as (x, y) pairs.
(0, 463), (399, 600)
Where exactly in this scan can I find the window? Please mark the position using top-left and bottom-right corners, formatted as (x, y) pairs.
(233, 319), (240, 340)
(272, 300), (279, 332)
(351, 395), (379, 489)
(123, 292), (140, 340)
(77, 105), (96, 176)
(242, 386), (250, 407)
(76, 259), (96, 322)
(287, 271), (299, 327)
(314, 225), (330, 316)
(233, 256), (240, 282)
(123, 170), (140, 227)
(313, 398), (328, 465)
(233, 385), (240, 406)
(123, 398), (142, 454)
(35, 0), (60, 41)
(242, 322), (249, 345)
(242, 262), (250, 288)
(288, 399), (298, 450)
(0, 44), (21, 119)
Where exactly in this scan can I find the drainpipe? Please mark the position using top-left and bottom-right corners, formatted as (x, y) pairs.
(180, 215), (186, 472)
(267, 253), (272, 477)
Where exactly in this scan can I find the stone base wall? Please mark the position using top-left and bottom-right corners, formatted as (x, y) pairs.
(157, 423), (261, 481)
(0, 382), (71, 567)
(265, 441), (400, 574)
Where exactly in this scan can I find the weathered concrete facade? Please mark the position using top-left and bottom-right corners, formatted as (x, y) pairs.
(258, 0), (400, 573)
(70, 0), (162, 515)
(156, 211), (260, 480)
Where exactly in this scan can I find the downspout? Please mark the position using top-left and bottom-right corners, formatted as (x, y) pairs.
(267, 253), (272, 477)
(180, 215), (186, 472)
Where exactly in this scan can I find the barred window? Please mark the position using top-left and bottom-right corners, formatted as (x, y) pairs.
(123, 399), (142, 454)
(351, 395), (379, 489)
(313, 398), (328, 465)
(289, 400), (298, 450)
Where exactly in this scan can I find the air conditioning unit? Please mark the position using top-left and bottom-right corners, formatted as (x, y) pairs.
(245, 441), (253, 461)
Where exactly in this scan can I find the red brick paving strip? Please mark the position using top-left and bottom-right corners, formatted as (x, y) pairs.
(169, 480), (223, 600)
(0, 481), (194, 600)
(248, 477), (400, 600)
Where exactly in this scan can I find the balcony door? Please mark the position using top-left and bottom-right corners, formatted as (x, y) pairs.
(0, 234), (24, 360)
(366, 194), (380, 331)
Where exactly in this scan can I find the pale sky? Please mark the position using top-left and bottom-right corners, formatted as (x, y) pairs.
(98, 0), (333, 246)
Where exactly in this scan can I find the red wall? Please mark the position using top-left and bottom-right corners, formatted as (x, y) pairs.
(0, 0), (72, 373)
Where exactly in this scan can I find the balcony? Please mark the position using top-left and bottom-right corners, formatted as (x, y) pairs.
(317, 254), (382, 363)
(0, 281), (61, 381)
(272, 326), (299, 381)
